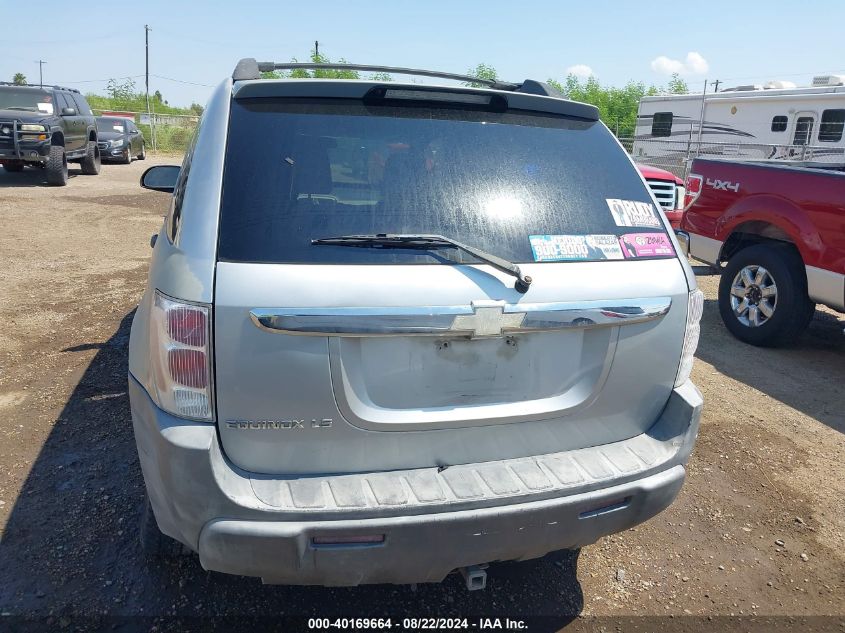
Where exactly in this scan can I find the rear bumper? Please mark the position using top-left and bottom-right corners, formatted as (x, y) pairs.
(129, 375), (702, 586)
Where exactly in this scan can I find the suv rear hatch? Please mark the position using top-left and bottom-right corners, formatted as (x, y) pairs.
(214, 87), (690, 475)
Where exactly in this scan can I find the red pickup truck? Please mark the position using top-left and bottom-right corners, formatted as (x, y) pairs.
(637, 163), (685, 228)
(678, 158), (844, 346)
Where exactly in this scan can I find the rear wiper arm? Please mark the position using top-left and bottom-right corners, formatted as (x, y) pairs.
(312, 233), (533, 293)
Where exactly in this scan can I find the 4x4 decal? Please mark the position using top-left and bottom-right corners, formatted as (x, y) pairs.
(706, 178), (740, 192)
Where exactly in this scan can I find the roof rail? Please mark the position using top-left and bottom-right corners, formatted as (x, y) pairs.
(0, 81), (80, 93)
(231, 58), (563, 98)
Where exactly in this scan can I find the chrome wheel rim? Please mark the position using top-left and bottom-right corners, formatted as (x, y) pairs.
(730, 265), (777, 327)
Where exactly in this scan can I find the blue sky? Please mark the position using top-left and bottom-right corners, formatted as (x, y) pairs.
(3, 0), (844, 107)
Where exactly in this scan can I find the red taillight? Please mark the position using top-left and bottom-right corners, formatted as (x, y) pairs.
(151, 291), (213, 420)
(168, 348), (208, 388)
(167, 307), (207, 346)
(684, 173), (703, 209)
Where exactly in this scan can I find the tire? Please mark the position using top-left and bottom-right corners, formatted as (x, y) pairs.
(46, 145), (68, 186)
(718, 243), (814, 347)
(80, 140), (101, 175)
(2, 162), (24, 172)
(138, 143), (146, 160)
(139, 495), (186, 559)
(122, 145), (132, 165)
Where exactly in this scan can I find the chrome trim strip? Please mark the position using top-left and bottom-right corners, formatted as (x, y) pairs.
(250, 297), (672, 338)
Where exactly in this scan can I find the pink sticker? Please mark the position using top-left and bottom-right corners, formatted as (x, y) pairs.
(619, 233), (676, 258)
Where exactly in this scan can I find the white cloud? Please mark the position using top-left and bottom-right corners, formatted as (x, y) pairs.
(650, 52), (709, 76)
(565, 64), (594, 78)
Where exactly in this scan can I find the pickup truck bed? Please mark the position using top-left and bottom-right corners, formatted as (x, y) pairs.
(680, 158), (844, 346)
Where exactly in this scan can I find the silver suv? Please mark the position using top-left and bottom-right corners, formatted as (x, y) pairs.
(129, 59), (704, 588)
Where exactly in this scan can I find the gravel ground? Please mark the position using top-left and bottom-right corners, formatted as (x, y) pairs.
(0, 158), (843, 632)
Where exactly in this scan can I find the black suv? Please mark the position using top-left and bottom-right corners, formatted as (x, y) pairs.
(0, 83), (101, 185)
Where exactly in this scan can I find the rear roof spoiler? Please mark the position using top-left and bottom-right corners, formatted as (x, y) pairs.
(231, 58), (598, 121)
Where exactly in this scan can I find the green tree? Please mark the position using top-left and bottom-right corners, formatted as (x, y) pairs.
(550, 74), (660, 137)
(262, 47), (360, 80)
(464, 63), (498, 87)
(667, 73), (689, 94)
(106, 77), (137, 103)
(12, 73), (27, 85)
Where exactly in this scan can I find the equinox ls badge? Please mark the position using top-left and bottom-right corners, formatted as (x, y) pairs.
(226, 418), (333, 430)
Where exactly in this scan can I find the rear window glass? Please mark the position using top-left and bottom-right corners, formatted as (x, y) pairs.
(218, 98), (666, 265)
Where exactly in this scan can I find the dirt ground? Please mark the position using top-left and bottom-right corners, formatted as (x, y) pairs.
(0, 158), (843, 632)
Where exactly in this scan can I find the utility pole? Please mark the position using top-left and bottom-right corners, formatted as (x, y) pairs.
(712, 79), (721, 93)
(36, 60), (46, 88)
(145, 25), (156, 152)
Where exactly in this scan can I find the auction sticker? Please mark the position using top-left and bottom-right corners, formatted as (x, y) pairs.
(606, 198), (662, 228)
(619, 232), (676, 258)
(529, 234), (624, 262)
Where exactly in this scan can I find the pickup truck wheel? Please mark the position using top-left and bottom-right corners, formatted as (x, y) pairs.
(140, 495), (187, 559)
(718, 244), (814, 347)
(45, 145), (68, 186)
(80, 140), (101, 175)
(2, 162), (24, 172)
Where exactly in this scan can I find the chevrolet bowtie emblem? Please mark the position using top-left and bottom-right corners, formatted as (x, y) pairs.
(450, 301), (525, 338)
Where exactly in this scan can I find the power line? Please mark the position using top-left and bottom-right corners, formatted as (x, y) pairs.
(4, 33), (125, 46)
(59, 75), (145, 84)
(151, 74), (214, 88)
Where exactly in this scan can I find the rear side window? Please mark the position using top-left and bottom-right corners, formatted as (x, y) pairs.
(56, 93), (73, 112)
(771, 116), (788, 132)
(651, 112), (673, 137)
(68, 93), (92, 116)
(218, 98), (667, 265)
(819, 109), (845, 142)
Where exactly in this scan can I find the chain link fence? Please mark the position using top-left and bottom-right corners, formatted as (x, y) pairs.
(93, 110), (198, 154)
(620, 138), (845, 180)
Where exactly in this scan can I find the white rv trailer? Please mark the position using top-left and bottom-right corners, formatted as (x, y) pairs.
(632, 75), (845, 170)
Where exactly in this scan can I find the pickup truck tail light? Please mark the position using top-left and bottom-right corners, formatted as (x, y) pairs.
(149, 291), (213, 420)
(684, 173), (703, 209)
(675, 289), (704, 387)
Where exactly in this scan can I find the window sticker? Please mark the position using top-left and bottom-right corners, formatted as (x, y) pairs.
(619, 233), (676, 258)
(529, 234), (624, 262)
(606, 198), (662, 228)
(37, 103), (54, 115)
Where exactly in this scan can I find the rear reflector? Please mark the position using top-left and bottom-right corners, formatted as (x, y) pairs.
(579, 497), (631, 519)
(311, 535), (385, 546)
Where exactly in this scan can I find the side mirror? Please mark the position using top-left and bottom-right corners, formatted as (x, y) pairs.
(61, 107), (77, 116)
(140, 165), (180, 193)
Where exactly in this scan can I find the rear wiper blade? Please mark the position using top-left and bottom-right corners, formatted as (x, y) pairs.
(311, 233), (532, 293)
